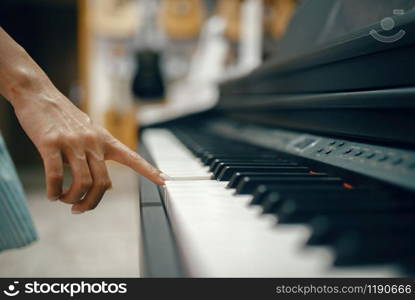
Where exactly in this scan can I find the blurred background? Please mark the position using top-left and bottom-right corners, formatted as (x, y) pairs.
(0, 0), (300, 277)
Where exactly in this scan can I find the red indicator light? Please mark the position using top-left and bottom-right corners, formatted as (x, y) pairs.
(343, 183), (354, 189)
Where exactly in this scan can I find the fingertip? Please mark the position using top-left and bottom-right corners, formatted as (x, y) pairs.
(144, 173), (165, 186)
(48, 195), (59, 202)
(160, 173), (173, 181)
(71, 204), (85, 214)
(152, 175), (165, 186)
(154, 171), (173, 185)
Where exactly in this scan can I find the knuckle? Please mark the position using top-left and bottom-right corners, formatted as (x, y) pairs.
(95, 179), (111, 190)
(60, 195), (78, 204)
(79, 177), (93, 190)
(101, 180), (112, 190)
(82, 130), (98, 144)
(105, 180), (112, 189)
(63, 133), (78, 144)
(48, 173), (63, 182)
(42, 134), (60, 147)
(87, 201), (99, 210)
(75, 155), (87, 162)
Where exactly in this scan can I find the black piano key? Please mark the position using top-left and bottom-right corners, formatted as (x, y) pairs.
(308, 213), (415, 245)
(228, 172), (327, 189)
(212, 162), (296, 176)
(250, 184), (349, 206)
(333, 233), (415, 266)
(259, 190), (371, 214)
(209, 158), (289, 172)
(268, 193), (360, 220)
(235, 176), (343, 195)
(227, 169), (313, 188)
(205, 155), (281, 166)
(276, 195), (415, 224)
(215, 165), (312, 181)
(213, 163), (300, 179)
(202, 153), (277, 164)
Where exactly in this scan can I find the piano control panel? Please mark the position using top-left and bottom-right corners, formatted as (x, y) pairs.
(210, 121), (415, 192)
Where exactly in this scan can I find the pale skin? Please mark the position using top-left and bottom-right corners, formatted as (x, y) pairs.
(0, 28), (165, 214)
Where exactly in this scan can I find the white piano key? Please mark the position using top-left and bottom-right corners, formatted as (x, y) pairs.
(143, 129), (211, 179)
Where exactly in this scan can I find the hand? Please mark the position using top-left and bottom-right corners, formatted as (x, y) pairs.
(13, 89), (165, 214)
(0, 28), (165, 214)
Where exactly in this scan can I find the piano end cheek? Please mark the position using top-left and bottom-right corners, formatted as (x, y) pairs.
(162, 186), (169, 208)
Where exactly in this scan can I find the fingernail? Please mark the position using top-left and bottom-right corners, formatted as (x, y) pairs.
(48, 196), (59, 202)
(71, 208), (84, 215)
(160, 173), (173, 181)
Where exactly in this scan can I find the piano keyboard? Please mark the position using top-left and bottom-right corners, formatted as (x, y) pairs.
(142, 128), (407, 277)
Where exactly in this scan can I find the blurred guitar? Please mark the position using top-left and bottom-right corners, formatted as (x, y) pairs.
(216, 0), (243, 43)
(159, 0), (206, 40)
(265, 0), (297, 39)
(131, 0), (166, 103)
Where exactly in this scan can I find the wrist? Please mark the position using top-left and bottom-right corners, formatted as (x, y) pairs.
(6, 67), (59, 111)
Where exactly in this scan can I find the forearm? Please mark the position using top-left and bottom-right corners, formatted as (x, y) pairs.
(0, 27), (58, 110)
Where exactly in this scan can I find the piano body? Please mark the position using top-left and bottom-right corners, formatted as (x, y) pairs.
(139, 0), (415, 277)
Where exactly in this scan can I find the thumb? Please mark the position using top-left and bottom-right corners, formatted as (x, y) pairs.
(106, 139), (165, 185)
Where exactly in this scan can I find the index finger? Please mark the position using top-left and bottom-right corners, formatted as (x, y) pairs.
(105, 140), (165, 185)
